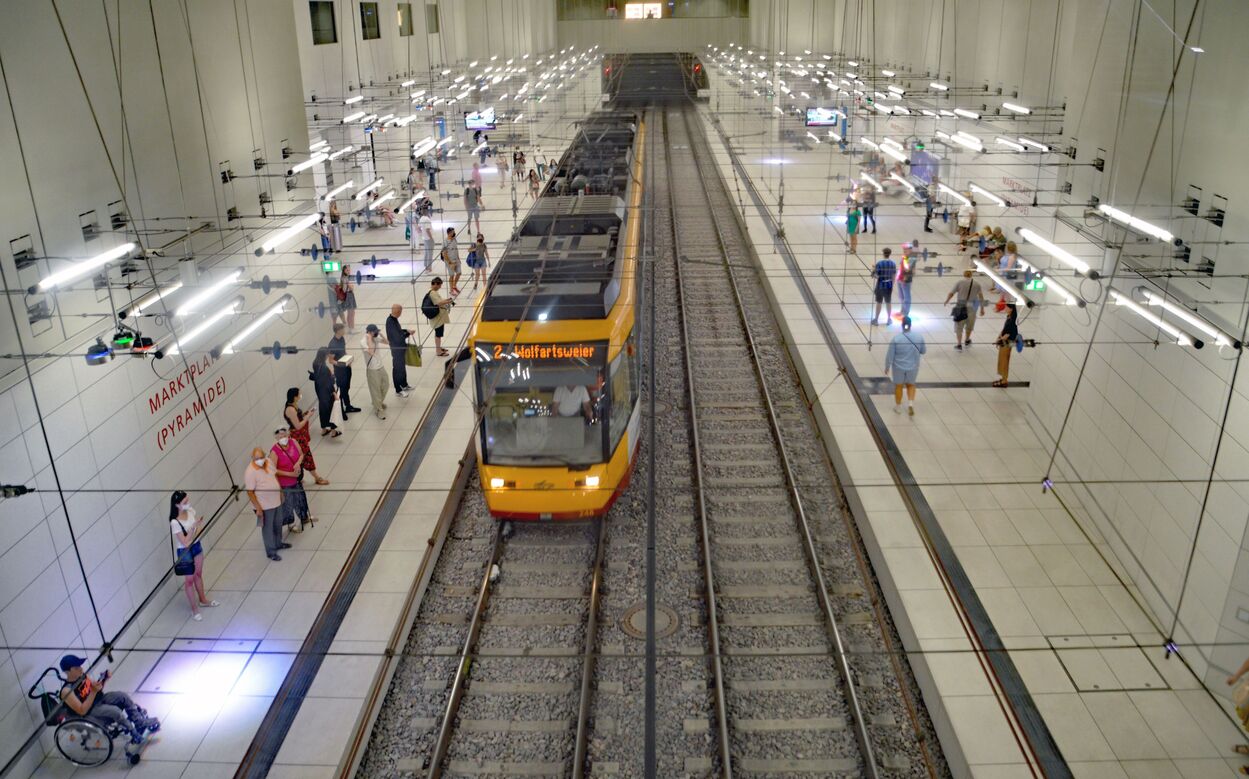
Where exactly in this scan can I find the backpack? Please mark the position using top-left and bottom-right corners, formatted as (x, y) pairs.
(421, 292), (439, 320)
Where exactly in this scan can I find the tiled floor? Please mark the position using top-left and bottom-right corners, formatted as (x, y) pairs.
(27, 69), (598, 778)
(696, 85), (1249, 776)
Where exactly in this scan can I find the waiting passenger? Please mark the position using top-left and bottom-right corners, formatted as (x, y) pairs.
(552, 383), (593, 420)
(884, 317), (926, 416)
(57, 656), (158, 745)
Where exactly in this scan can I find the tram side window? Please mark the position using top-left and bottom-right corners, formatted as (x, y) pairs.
(608, 333), (638, 450)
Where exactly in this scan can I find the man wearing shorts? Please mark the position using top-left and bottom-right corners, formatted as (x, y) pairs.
(442, 227), (462, 296)
(884, 317), (926, 416)
(463, 183), (482, 235)
(871, 247), (897, 326)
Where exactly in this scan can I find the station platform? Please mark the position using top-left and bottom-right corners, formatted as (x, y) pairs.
(24, 86), (595, 779)
(692, 82), (1247, 778)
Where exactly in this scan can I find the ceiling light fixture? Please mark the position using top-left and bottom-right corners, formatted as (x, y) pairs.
(1018, 136), (1050, 152)
(36, 242), (138, 291)
(344, 95), (364, 105)
(1001, 102), (1031, 114)
(1017, 227), (1096, 277)
(256, 213), (321, 256)
(1097, 204), (1175, 243)
(354, 178), (384, 200)
(889, 173), (916, 194)
(223, 296), (293, 354)
(937, 183), (971, 206)
(397, 191), (426, 213)
(325, 180), (354, 201)
(1139, 288), (1237, 348)
(1110, 290), (1195, 347)
(286, 153), (327, 176)
(119, 281), (183, 319)
(975, 260), (1032, 306)
(328, 146), (354, 161)
(168, 298), (242, 356)
(176, 270), (242, 316)
(860, 172), (884, 192)
(953, 107), (980, 119)
(342, 111), (366, 123)
(930, 81), (949, 91)
(969, 182), (1007, 207)
(1015, 258), (1082, 306)
(995, 136), (1026, 151)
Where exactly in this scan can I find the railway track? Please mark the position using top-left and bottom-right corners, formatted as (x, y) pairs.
(662, 106), (946, 777)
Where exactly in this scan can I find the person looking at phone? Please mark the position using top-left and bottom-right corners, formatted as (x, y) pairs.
(58, 655), (159, 743)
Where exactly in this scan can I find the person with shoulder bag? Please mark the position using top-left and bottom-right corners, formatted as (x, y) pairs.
(271, 427), (314, 532)
(423, 277), (454, 357)
(169, 490), (218, 621)
(944, 269), (985, 350)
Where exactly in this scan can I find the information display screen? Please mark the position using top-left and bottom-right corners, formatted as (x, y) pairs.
(805, 107), (839, 127)
(464, 107), (496, 131)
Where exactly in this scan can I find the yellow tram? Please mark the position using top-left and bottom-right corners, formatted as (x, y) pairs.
(468, 112), (645, 520)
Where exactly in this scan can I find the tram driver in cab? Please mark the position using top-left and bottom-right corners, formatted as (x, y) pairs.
(551, 382), (594, 421)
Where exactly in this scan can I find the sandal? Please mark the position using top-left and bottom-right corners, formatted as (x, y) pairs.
(321, 429), (331, 436)
(330, 429), (342, 438)
(1236, 745), (1249, 756)
(315, 477), (330, 485)
(199, 600), (220, 608)
(991, 379), (1008, 387)
(437, 349), (450, 356)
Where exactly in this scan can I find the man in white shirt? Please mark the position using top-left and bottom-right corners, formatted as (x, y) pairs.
(552, 384), (592, 419)
(418, 208), (435, 271)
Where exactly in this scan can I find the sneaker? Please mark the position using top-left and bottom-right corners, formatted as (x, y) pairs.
(871, 318), (879, 326)
(397, 390), (410, 398)
(279, 542), (292, 549)
(893, 405), (902, 414)
(885, 319), (892, 326)
(268, 554), (282, 561)
(192, 612), (203, 622)
(908, 406), (915, 416)
(376, 411), (387, 419)
(955, 344), (962, 351)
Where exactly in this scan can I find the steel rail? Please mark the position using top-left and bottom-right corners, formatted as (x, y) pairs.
(662, 108), (734, 779)
(678, 107), (882, 779)
(572, 519), (607, 779)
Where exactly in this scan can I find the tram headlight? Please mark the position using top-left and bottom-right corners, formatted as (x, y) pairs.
(490, 478), (505, 489)
(585, 476), (600, 488)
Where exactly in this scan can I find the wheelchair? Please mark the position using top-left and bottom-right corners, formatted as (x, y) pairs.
(27, 667), (151, 767)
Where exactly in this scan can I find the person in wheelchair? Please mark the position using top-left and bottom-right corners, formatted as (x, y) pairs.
(58, 655), (159, 745)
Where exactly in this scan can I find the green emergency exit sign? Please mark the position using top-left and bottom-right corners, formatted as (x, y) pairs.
(1025, 278), (1047, 292)
(322, 260), (341, 273)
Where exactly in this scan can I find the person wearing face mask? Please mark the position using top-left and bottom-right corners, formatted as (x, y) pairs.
(243, 448), (290, 561)
(169, 490), (218, 621)
(271, 428), (314, 533)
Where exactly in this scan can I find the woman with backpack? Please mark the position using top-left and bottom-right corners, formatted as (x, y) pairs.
(423, 277), (454, 357)
(467, 233), (490, 291)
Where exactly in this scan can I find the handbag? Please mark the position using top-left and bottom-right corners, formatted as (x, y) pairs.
(172, 519), (195, 575)
(406, 341), (423, 367)
(466, 250), (479, 269)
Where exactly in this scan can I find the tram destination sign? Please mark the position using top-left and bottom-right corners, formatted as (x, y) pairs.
(490, 343), (602, 361)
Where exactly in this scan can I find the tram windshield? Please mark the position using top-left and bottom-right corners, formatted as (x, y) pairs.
(476, 342), (609, 466)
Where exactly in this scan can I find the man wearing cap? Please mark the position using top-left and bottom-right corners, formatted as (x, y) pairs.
(361, 324), (390, 419)
(58, 655), (158, 743)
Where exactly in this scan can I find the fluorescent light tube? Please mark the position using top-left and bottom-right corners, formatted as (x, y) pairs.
(889, 173), (916, 193)
(969, 182), (1007, 207)
(881, 69), (895, 77)
(1110, 290), (1194, 346)
(168, 298), (242, 356)
(1002, 102), (1031, 114)
(930, 81), (949, 91)
(412, 137), (436, 156)
(342, 111), (366, 123)
(880, 144), (908, 163)
(512, 113), (524, 123)
(401, 79), (415, 87)
(436, 137), (453, 148)
(995, 137), (1026, 151)
(37, 242), (137, 291)
(887, 85), (905, 95)
(1097, 204), (1175, 243)
(354, 178), (384, 200)
(806, 131), (820, 144)
(256, 213), (320, 256)
(411, 89), (427, 99)
(938, 183), (972, 206)
(953, 107), (980, 119)
(325, 180), (354, 201)
(397, 192), (425, 213)
(328, 146), (354, 161)
(286, 153), (327, 176)
(176, 270), (242, 316)
(372, 189), (395, 207)
(1140, 289), (1234, 347)
(308, 139), (328, 151)
(344, 95), (364, 105)
(360, 114), (378, 123)
(1018, 227), (1095, 277)
(1016, 259), (1081, 305)
(860, 172), (883, 192)
(223, 296), (292, 354)
(827, 129), (842, 142)
(975, 260), (1031, 306)
(120, 281), (183, 319)
(1018, 136), (1050, 151)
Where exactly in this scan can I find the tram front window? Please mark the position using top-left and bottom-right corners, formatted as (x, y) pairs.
(477, 343), (608, 466)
